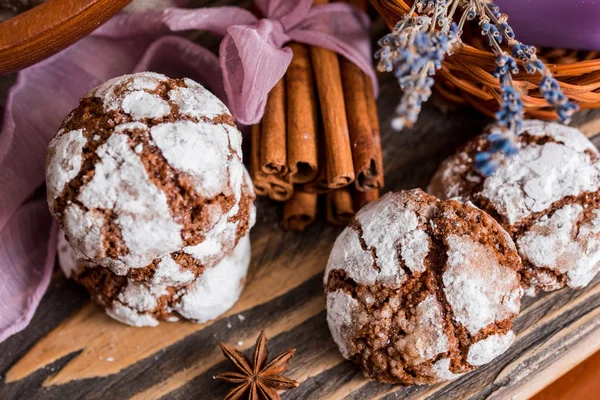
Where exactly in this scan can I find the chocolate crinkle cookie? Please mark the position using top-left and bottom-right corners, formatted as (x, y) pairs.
(58, 232), (251, 327)
(47, 72), (256, 326)
(324, 189), (523, 385)
(429, 120), (600, 294)
(46, 72), (252, 275)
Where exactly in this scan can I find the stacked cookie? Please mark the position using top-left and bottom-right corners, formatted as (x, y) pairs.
(46, 72), (256, 327)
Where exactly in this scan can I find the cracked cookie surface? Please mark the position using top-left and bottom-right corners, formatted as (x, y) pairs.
(46, 72), (254, 276)
(324, 189), (522, 385)
(58, 231), (251, 327)
(429, 120), (600, 294)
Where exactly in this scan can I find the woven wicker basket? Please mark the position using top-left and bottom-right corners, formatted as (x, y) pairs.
(370, 0), (600, 120)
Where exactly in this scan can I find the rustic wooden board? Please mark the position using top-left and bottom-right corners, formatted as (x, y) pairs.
(1, 3), (600, 398)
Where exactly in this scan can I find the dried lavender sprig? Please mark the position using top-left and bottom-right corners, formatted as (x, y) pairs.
(469, 2), (523, 175)
(375, 1), (460, 130)
(539, 75), (579, 122)
(377, 0), (579, 175)
(475, 84), (522, 175)
(480, 1), (579, 122)
(468, 0), (577, 175)
(474, 131), (519, 175)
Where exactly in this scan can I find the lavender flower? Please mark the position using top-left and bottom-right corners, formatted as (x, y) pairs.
(496, 85), (524, 132)
(474, 83), (523, 175)
(416, 0), (437, 14)
(375, 6), (460, 130)
(474, 132), (518, 176)
(493, 54), (518, 85)
(540, 75), (579, 122)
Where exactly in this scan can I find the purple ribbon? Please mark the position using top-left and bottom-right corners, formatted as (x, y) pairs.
(95, 0), (376, 125)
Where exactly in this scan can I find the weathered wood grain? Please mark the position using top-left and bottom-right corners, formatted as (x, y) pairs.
(1, 3), (600, 399)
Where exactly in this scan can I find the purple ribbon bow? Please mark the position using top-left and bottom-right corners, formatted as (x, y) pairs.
(96, 0), (376, 125)
(0, 1), (376, 342)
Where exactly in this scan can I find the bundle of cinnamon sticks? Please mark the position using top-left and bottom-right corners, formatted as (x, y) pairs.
(250, 0), (384, 231)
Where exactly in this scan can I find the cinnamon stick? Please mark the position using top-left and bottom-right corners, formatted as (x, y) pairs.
(341, 0), (384, 190)
(286, 42), (319, 184)
(260, 78), (287, 176)
(303, 134), (330, 194)
(326, 189), (356, 226)
(353, 188), (380, 210)
(267, 176), (294, 201)
(251, 123), (271, 196)
(283, 191), (318, 231)
(364, 76), (385, 189)
(340, 56), (382, 192)
(309, 3), (354, 188)
(251, 123), (294, 201)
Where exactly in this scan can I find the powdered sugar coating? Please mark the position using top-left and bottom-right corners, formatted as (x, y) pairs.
(88, 72), (167, 116)
(57, 231), (78, 279)
(62, 205), (105, 262)
(325, 228), (376, 285)
(482, 141), (600, 225)
(325, 189), (521, 384)
(518, 204), (600, 289)
(521, 120), (596, 153)
(46, 129), (87, 203)
(121, 91), (170, 120)
(181, 167), (255, 267)
(169, 78), (230, 120)
(523, 270), (562, 296)
(174, 234), (251, 323)
(106, 303), (161, 327)
(427, 151), (478, 200)
(326, 289), (362, 359)
(116, 282), (167, 312)
(325, 192), (431, 287)
(183, 219), (233, 261)
(227, 124), (243, 158)
(59, 234), (251, 327)
(152, 257), (195, 286)
(443, 234), (521, 335)
(356, 193), (430, 280)
(58, 172), (255, 287)
(56, 229), (193, 288)
(467, 331), (515, 366)
(395, 294), (449, 362)
(76, 131), (183, 270)
(431, 358), (465, 381)
(150, 120), (233, 198)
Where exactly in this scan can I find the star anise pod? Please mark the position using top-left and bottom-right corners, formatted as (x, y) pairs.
(216, 331), (299, 400)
